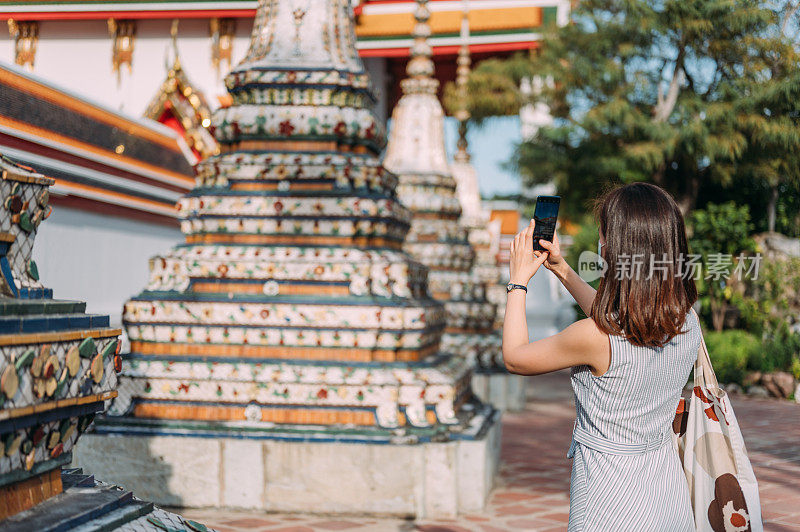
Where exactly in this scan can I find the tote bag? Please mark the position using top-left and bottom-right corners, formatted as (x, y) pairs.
(672, 309), (763, 532)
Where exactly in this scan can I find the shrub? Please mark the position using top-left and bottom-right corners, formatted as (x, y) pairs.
(791, 358), (800, 382)
(749, 324), (800, 375)
(734, 255), (800, 339)
(703, 329), (760, 385)
(688, 202), (756, 332)
(563, 215), (599, 273)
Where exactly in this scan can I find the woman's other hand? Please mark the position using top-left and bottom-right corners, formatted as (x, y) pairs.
(538, 231), (570, 281)
(509, 219), (549, 286)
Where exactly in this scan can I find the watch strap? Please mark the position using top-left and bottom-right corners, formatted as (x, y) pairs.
(507, 283), (528, 293)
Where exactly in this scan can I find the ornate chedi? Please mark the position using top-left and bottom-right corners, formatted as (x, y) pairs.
(447, 14), (526, 411)
(0, 155), (119, 518)
(75, 0), (499, 518)
(384, 0), (499, 371)
(0, 155), (211, 531)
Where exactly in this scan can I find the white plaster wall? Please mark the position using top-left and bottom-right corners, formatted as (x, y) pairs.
(0, 20), (390, 120)
(0, 18), (256, 115)
(32, 206), (181, 324)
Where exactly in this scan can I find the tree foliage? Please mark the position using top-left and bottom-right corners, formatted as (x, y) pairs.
(443, 53), (536, 126)
(455, 0), (800, 225)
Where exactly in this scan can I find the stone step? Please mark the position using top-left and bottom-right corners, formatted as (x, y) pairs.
(0, 483), (138, 532)
(0, 313), (109, 334)
(61, 469), (95, 490)
(68, 500), (155, 532)
(0, 299), (86, 316)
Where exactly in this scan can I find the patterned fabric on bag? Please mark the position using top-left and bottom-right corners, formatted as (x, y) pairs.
(671, 309), (763, 532)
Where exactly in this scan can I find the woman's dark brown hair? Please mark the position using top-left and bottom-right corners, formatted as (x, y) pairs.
(590, 182), (697, 348)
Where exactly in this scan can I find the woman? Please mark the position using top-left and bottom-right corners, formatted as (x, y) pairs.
(502, 182), (698, 531)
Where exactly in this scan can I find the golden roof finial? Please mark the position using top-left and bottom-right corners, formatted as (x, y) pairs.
(169, 19), (181, 71)
(455, 2), (471, 161)
(400, 0), (439, 96)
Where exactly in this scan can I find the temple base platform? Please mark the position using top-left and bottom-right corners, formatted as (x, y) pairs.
(472, 371), (528, 412)
(72, 405), (501, 519)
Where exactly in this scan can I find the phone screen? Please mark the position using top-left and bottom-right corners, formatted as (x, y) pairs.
(532, 195), (560, 252)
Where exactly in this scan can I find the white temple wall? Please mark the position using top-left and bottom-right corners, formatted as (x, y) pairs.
(0, 18), (255, 115)
(32, 206), (181, 324)
(0, 20), (391, 119)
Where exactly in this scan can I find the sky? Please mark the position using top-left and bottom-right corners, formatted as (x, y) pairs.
(442, 115), (523, 199)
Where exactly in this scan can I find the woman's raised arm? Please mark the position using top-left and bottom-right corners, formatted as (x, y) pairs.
(501, 221), (609, 376)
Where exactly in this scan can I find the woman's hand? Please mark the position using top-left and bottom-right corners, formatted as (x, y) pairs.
(537, 231), (570, 281)
(509, 219), (549, 286)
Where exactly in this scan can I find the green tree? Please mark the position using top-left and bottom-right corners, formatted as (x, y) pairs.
(450, 0), (800, 223)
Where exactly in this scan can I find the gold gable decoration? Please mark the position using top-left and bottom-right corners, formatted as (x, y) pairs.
(144, 20), (217, 159)
(7, 20), (38, 70)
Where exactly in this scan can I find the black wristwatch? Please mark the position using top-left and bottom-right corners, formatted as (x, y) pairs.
(506, 282), (527, 293)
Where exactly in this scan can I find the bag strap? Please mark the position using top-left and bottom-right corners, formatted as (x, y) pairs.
(690, 307), (720, 390)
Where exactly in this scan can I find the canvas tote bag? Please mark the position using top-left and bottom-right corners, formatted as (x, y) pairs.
(672, 309), (763, 531)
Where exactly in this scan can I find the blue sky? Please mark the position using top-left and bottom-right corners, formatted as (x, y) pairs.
(442, 115), (522, 198)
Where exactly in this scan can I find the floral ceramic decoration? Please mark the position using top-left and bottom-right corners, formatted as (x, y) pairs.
(0, 156), (122, 511)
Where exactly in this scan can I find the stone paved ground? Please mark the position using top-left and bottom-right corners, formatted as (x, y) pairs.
(178, 370), (800, 531)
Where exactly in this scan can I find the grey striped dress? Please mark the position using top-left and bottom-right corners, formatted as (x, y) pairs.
(567, 310), (699, 531)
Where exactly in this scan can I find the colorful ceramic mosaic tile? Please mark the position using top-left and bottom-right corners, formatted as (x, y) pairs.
(0, 156), (122, 518)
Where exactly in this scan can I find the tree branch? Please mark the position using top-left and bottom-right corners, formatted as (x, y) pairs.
(654, 48), (686, 123)
(781, 2), (799, 36)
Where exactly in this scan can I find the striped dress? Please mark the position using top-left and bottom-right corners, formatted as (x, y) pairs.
(567, 310), (699, 531)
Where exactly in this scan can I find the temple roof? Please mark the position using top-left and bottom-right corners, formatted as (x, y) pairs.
(0, 0), (565, 56)
(0, 63), (195, 226)
(144, 32), (218, 160)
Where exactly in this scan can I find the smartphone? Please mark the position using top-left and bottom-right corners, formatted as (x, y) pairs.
(532, 195), (560, 252)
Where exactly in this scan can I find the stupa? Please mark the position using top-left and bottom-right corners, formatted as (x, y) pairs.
(0, 154), (120, 518)
(74, 0), (500, 518)
(384, 1), (500, 374)
(447, 15), (526, 411)
(0, 154), (212, 531)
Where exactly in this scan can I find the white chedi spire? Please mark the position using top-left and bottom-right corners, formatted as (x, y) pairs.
(383, 0), (450, 177)
(450, 7), (487, 226)
(237, 0), (364, 74)
(383, 0), (501, 371)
